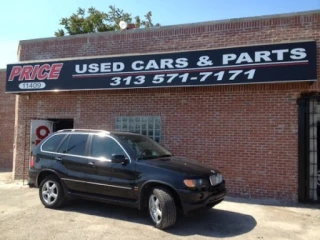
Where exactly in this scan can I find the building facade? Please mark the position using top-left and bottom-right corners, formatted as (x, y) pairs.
(0, 70), (15, 169)
(1, 10), (320, 202)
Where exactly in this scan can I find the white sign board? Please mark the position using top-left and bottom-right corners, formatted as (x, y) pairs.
(30, 120), (53, 152)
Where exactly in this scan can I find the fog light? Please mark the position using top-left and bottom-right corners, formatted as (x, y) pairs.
(209, 173), (223, 186)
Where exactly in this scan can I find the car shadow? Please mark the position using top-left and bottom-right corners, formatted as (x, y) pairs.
(59, 199), (256, 237)
(226, 196), (320, 210)
(167, 208), (256, 237)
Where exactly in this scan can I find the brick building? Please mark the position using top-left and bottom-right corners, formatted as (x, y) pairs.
(0, 70), (15, 169)
(1, 10), (320, 202)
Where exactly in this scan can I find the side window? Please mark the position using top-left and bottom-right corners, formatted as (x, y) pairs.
(42, 134), (65, 152)
(91, 135), (125, 159)
(58, 134), (88, 156)
(57, 135), (70, 153)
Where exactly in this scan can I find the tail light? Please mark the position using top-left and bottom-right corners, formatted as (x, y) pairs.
(30, 155), (35, 168)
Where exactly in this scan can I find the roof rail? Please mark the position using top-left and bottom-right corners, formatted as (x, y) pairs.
(57, 129), (110, 134)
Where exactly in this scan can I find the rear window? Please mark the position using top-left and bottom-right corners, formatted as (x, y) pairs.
(42, 134), (65, 152)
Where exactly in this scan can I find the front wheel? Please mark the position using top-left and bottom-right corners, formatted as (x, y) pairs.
(148, 187), (177, 229)
(39, 176), (65, 208)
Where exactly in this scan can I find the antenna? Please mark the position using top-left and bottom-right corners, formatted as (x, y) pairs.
(119, 21), (128, 30)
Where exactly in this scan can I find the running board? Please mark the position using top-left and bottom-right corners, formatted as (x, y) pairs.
(68, 191), (139, 209)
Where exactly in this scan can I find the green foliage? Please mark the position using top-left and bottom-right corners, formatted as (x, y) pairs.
(55, 6), (160, 37)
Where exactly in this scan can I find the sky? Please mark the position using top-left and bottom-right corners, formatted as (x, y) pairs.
(0, 0), (319, 68)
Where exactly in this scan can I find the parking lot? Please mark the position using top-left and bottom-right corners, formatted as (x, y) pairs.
(0, 171), (319, 240)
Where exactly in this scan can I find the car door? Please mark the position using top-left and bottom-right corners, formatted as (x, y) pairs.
(87, 134), (136, 200)
(107, 136), (137, 200)
(84, 134), (113, 195)
(56, 133), (90, 192)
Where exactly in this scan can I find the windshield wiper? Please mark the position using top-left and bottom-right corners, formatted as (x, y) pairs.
(137, 155), (155, 160)
(137, 154), (172, 160)
(157, 154), (172, 158)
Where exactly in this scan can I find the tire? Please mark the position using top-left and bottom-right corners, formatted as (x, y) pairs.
(39, 175), (65, 208)
(148, 187), (177, 229)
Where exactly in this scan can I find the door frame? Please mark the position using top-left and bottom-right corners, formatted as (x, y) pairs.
(298, 93), (320, 203)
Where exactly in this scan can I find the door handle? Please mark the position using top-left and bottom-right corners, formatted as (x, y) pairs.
(55, 157), (63, 161)
(88, 162), (95, 167)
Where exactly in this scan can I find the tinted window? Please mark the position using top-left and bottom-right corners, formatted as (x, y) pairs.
(57, 135), (69, 153)
(60, 134), (88, 156)
(91, 135), (125, 159)
(42, 134), (65, 152)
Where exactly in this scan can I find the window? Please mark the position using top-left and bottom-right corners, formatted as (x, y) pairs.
(91, 135), (125, 159)
(42, 134), (65, 152)
(57, 135), (69, 153)
(58, 134), (88, 156)
(115, 134), (171, 160)
(115, 116), (161, 142)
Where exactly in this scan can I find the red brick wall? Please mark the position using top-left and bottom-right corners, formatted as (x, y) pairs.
(0, 70), (15, 169)
(12, 11), (320, 200)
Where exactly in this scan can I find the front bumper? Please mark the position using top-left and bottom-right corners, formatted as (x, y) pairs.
(178, 181), (227, 215)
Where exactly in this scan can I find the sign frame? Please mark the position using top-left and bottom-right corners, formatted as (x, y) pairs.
(6, 41), (318, 93)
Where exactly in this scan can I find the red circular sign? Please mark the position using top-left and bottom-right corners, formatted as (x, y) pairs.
(36, 125), (50, 140)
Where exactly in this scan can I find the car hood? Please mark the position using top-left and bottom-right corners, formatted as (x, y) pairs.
(140, 156), (218, 177)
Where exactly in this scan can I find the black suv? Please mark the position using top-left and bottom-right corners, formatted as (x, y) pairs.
(29, 129), (226, 229)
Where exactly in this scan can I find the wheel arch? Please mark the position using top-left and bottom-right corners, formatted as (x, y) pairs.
(37, 169), (61, 187)
(139, 180), (183, 212)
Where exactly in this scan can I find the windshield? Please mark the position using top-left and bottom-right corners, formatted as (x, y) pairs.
(115, 134), (172, 160)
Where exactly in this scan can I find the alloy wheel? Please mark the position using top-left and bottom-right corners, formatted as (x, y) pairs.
(149, 194), (162, 224)
(41, 180), (58, 205)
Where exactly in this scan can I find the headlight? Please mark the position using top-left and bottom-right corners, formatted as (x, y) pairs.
(183, 179), (205, 188)
(209, 173), (223, 186)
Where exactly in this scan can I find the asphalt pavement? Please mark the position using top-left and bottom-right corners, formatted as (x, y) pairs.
(0, 171), (319, 240)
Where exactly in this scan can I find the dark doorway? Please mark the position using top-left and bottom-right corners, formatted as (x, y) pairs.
(48, 119), (74, 132)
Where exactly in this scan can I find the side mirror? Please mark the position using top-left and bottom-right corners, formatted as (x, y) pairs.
(111, 154), (129, 165)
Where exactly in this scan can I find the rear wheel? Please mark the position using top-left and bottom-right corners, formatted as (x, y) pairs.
(148, 187), (177, 229)
(39, 175), (65, 208)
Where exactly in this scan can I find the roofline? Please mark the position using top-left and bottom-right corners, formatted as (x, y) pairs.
(0, 68), (6, 72)
(19, 9), (320, 44)
(9, 39), (316, 65)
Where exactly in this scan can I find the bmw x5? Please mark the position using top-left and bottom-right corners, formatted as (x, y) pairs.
(29, 129), (226, 229)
